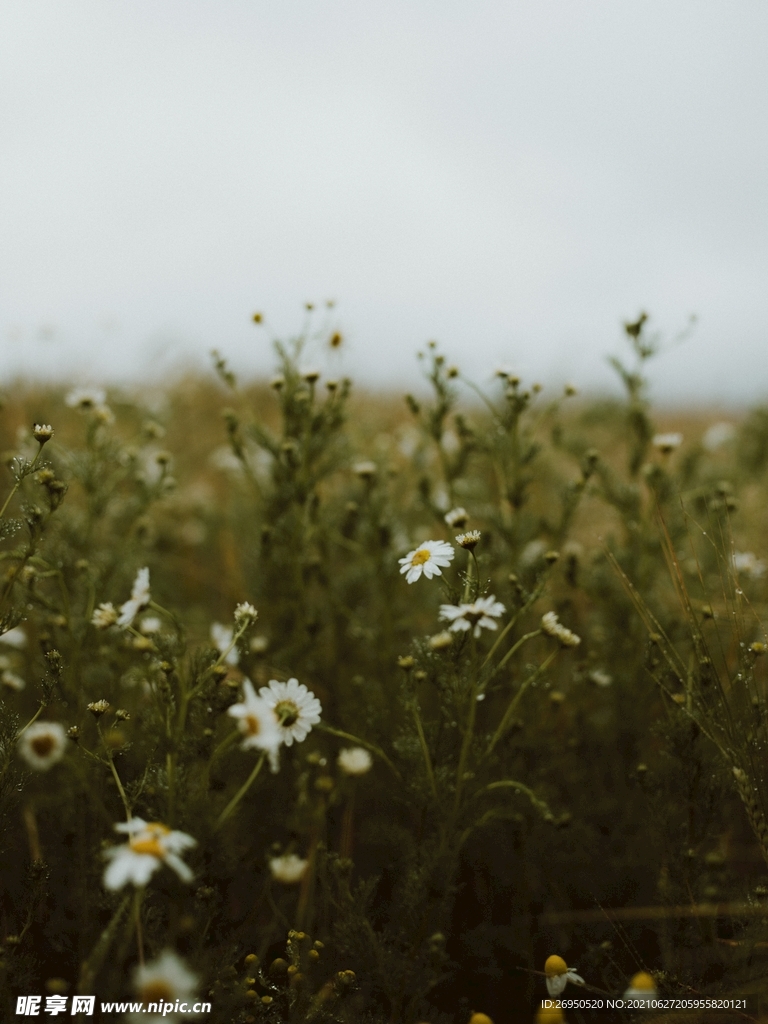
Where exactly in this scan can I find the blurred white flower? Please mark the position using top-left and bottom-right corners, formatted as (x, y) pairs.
(0, 626), (27, 649)
(439, 596), (506, 638)
(589, 669), (613, 687)
(702, 421), (736, 451)
(227, 680), (283, 770)
(139, 616), (162, 634)
(117, 568), (151, 628)
(399, 540), (455, 584)
(444, 507), (468, 529)
(652, 432), (683, 453)
(259, 678), (322, 748)
(732, 551), (766, 579)
(18, 721), (67, 770)
(130, 951), (201, 1024)
(269, 853), (308, 884)
(338, 747), (373, 776)
(91, 603), (118, 629)
(541, 611), (581, 648)
(103, 819), (196, 890)
(519, 539), (546, 567)
(65, 387), (106, 409)
(1, 669), (25, 691)
(234, 602), (258, 625)
(211, 622), (239, 666)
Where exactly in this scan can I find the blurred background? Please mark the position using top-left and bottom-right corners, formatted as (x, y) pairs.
(1, 0), (766, 403)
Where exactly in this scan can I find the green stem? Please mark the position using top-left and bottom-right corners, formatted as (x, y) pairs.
(411, 705), (438, 802)
(216, 752), (266, 829)
(0, 444), (44, 520)
(97, 722), (132, 820)
(485, 629), (542, 686)
(133, 888), (145, 965)
(486, 651), (557, 755)
(77, 894), (131, 994)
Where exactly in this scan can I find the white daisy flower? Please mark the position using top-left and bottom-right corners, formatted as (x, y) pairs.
(91, 602), (118, 629)
(211, 622), (239, 666)
(398, 540), (455, 584)
(623, 971), (657, 1001)
(444, 507), (468, 529)
(117, 567), (151, 628)
(652, 432), (683, 453)
(544, 955), (584, 996)
(589, 669), (613, 687)
(129, 950), (201, 1024)
(0, 625), (27, 649)
(227, 679), (283, 770)
(439, 596), (506, 638)
(541, 611), (581, 648)
(2, 669), (25, 691)
(139, 616), (162, 635)
(259, 678), (322, 748)
(338, 747), (373, 776)
(18, 721), (67, 771)
(269, 853), (309, 884)
(103, 818), (196, 891)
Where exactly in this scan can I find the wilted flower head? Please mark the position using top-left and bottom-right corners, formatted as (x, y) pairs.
(91, 603), (118, 629)
(428, 630), (454, 650)
(227, 679), (282, 770)
(18, 721), (67, 771)
(444, 507), (468, 529)
(259, 678), (322, 748)
(211, 622), (239, 666)
(399, 540), (455, 584)
(130, 951), (200, 1024)
(544, 954), (584, 996)
(234, 602), (258, 625)
(269, 853), (309, 884)
(439, 596), (506, 638)
(33, 424), (54, 444)
(87, 700), (110, 718)
(103, 819), (196, 890)
(117, 568), (151, 628)
(456, 530), (481, 551)
(541, 611), (581, 647)
(652, 432), (683, 453)
(338, 747), (373, 776)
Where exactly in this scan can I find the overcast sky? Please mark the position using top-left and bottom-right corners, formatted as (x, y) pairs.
(1, 1), (767, 402)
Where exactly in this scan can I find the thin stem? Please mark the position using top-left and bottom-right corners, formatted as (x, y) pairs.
(97, 722), (132, 821)
(486, 651), (557, 755)
(0, 444), (44, 520)
(453, 637), (478, 819)
(482, 583), (545, 669)
(489, 629), (542, 681)
(77, 894), (131, 994)
(411, 704), (438, 803)
(133, 888), (145, 966)
(215, 752), (266, 829)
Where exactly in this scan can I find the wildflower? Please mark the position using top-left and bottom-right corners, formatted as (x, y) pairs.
(338, 747), (373, 776)
(87, 700), (110, 717)
(130, 951), (200, 1024)
(444, 507), (468, 529)
(269, 853), (309, 884)
(91, 603), (118, 629)
(270, 375), (285, 390)
(624, 971), (657, 1000)
(117, 567), (151, 628)
(544, 955), (584, 996)
(0, 626), (26, 649)
(456, 530), (481, 551)
(211, 622), (239, 666)
(353, 460), (377, 479)
(589, 669), (613, 687)
(65, 387), (106, 410)
(652, 432), (683, 453)
(139, 616), (162, 634)
(259, 678), (322, 747)
(541, 612), (581, 648)
(227, 680), (282, 768)
(428, 630), (453, 650)
(250, 634), (269, 654)
(103, 819), (196, 890)
(732, 551), (766, 579)
(18, 722), (67, 771)
(399, 540), (455, 584)
(234, 601), (258, 625)
(2, 669), (24, 691)
(520, 539), (546, 567)
(33, 424), (54, 444)
(439, 596), (505, 638)
(302, 369), (320, 384)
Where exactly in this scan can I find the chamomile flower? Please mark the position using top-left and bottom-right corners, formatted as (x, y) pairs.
(103, 819), (196, 890)
(139, 616), (162, 634)
(624, 971), (657, 1001)
(399, 540), (455, 584)
(439, 596), (506, 638)
(544, 955), (584, 996)
(117, 568), (151, 628)
(227, 680), (282, 770)
(211, 622), (239, 666)
(2, 669), (25, 691)
(541, 612), (581, 648)
(130, 951), (201, 1024)
(65, 387), (107, 410)
(444, 507), (469, 529)
(455, 530), (481, 551)
(18, 722), (67, 771)
(269, 853), (309, 884)
(91, 603), (118, 629)
(234, 601), (258, 625)
(732, 551), (767, 579)
(652, 432), (683, 453)
(0, 626), (27, 649)
(259, 678), (322, 747)
(338, 747), (373, 776)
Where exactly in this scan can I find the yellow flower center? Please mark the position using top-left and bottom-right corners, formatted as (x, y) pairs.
(31, 735), (55, 757)
(411, 548), (431, 566)
(244, 714), (261, 736)
(139, 981), (175, 1002)
(545, 955), (567, 977)
(629, 972), (655, 991)
(130, 837), (164, 857)
(275, 700), (299, 727)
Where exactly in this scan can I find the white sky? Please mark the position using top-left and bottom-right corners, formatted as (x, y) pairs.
(1, 1), (767, 402)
